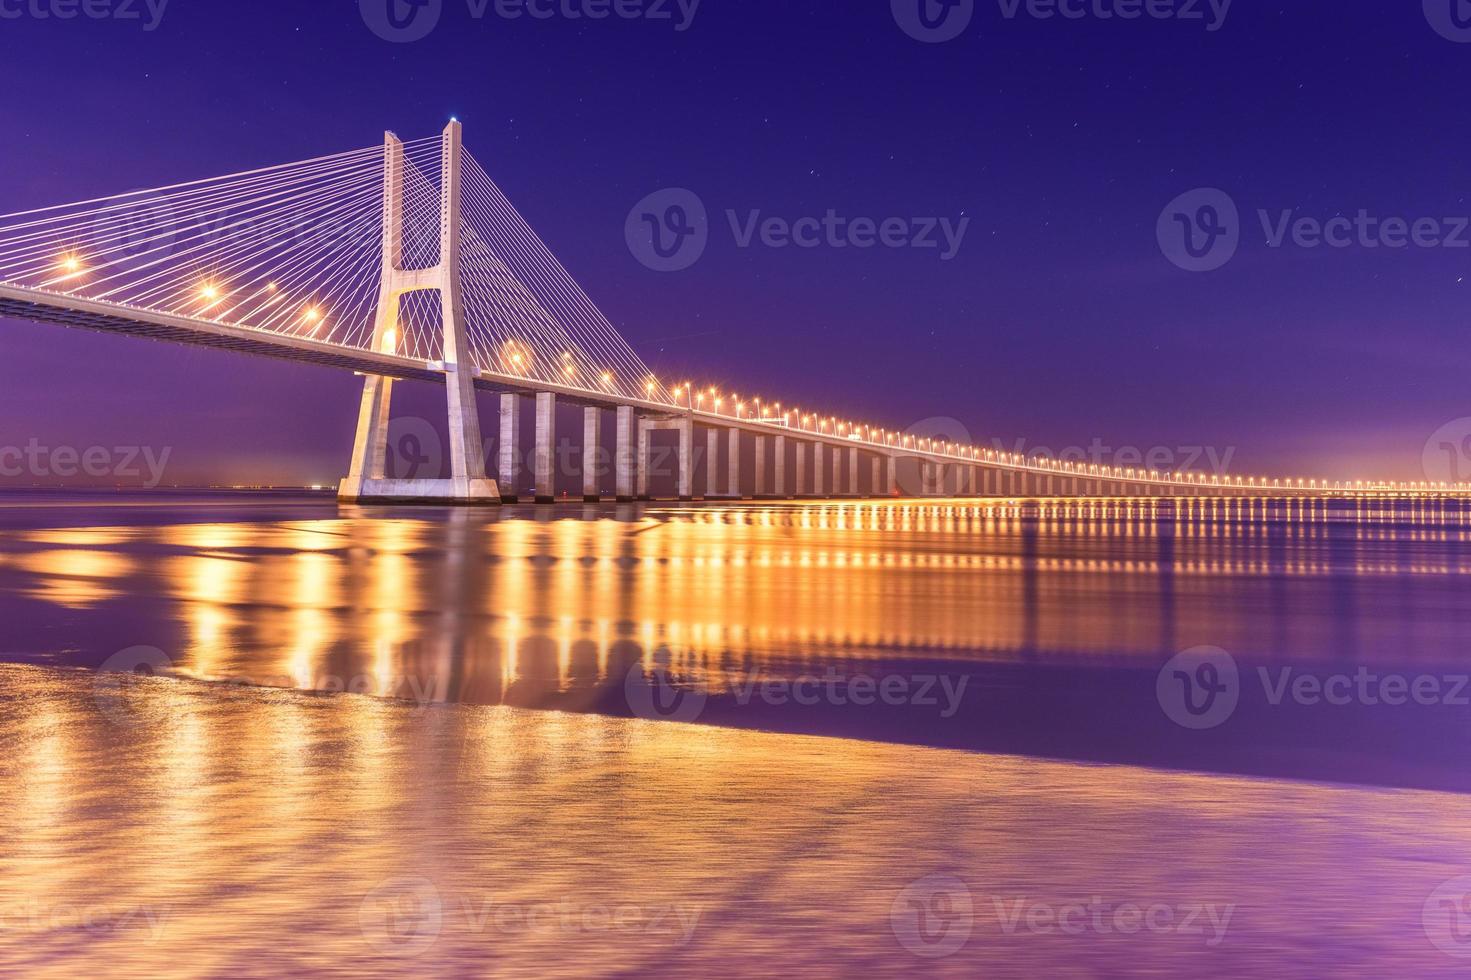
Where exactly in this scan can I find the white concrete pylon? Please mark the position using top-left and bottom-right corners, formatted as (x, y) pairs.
(340, 122), (497, 504)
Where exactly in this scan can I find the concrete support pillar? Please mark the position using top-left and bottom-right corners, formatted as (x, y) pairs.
(345, 374), (393, 487)
(727, 428), (742, 498)
(813, 443), (825, 496)
(848, 447), (859, 497)
(832, 448), (842, 495)
(582, 406), (601, 502)
(677, 417), (694, 501)
(615, 406), (635, 502)
(885, 455), (897, 496)
(774, 435), (787, 498)
(498, 392), (521, 503)
(534, 392), (556, 504)
(706, 428), (719, 498)
(871, 456), (881, 498)
(754, 435), (767, 497)
(637, 418), (651, 500)
(795, 442), (807, 497)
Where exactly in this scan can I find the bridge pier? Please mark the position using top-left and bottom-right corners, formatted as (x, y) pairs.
(637, 418), (651, 500)
(498, 393), (521, 502)
(583, 406), (601, 502)
(773, 435), (787, 498)
(886, 455), (897, 496)
(706, 428), (720, 499)
(339, 123), (498, 506)
(871, 456), (881, 498)
(848, 447), (860, 497)
(754, 435), (769, 498)
(678, 417), (694, 501)
(812, 443), (825, 496)
(535, 392), (556, 503)
(727, 427), (742, 498)
(616, 406), (635, 502)
(796, 442), (809, 497)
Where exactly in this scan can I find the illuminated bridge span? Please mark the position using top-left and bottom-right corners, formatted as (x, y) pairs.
(0, 123), (1461, 503)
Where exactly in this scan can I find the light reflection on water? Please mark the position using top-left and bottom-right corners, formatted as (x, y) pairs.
(2, 494), (1471, 974)
(1, 494), (1471, 785)
(0, 664), (1468, 977)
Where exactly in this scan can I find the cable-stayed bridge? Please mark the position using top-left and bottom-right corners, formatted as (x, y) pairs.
(0, 123), (1461, 502)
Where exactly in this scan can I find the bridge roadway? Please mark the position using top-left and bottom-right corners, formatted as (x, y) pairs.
(0, 282), (1447, 503)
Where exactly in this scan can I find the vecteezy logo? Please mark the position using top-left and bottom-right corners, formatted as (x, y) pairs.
(360, 0), (442, 43)
(1423, 418), (1471, 484)
(1156, 645), (1239, 730)
(1424, 876), (1471, 957)
(386, 416), (443, 480)
(359, 876), (443, 956)
(623, 651), (707, 723)
(625, 188), (709, 272)
(1425, 0), (1471, 43)
(93, 645), (174, 729)
(891, 0), (974, 43)
(890, 874), (973, 958)
(1157, 188), (1240, 272)
(90, 192), (177, 276)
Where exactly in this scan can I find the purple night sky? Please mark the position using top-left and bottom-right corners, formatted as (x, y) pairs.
(0, 1), (1466, 486)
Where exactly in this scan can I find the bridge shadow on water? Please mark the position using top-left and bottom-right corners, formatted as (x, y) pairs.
(0, 490), (1469, 793)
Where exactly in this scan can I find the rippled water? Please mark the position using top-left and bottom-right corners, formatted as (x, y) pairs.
(1, 491), (1470, 976)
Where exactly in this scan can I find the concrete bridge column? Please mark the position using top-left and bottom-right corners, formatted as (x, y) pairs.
(615, 406), (635, 502)
(848, 447), (860, 497)
(498, 393), (521, 503)
(727, 428), (742, 498)
(637, 418), (651, 500)
(871, 456), (881, 498)
(534, 392), (556, 504)
(583, 406), (601, 502)
(678, 417), (694, 501)
(774, 435), (787, 498)
(885, 455), (897, 496)
(832, 447), (842, 495)
(706, 428), (719, 498)
(343, 376), (392, 493)
(754, 435), (768, 498)
(795, 442), (808, 497)
(813, 444), (825, 496)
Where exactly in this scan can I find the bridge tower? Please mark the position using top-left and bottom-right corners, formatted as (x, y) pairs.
(338, 120), (498, 504)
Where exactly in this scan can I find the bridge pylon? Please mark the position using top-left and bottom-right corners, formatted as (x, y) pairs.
(338, 120), (499, 504)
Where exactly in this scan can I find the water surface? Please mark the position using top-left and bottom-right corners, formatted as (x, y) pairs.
(2, 491), (1471, 976)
